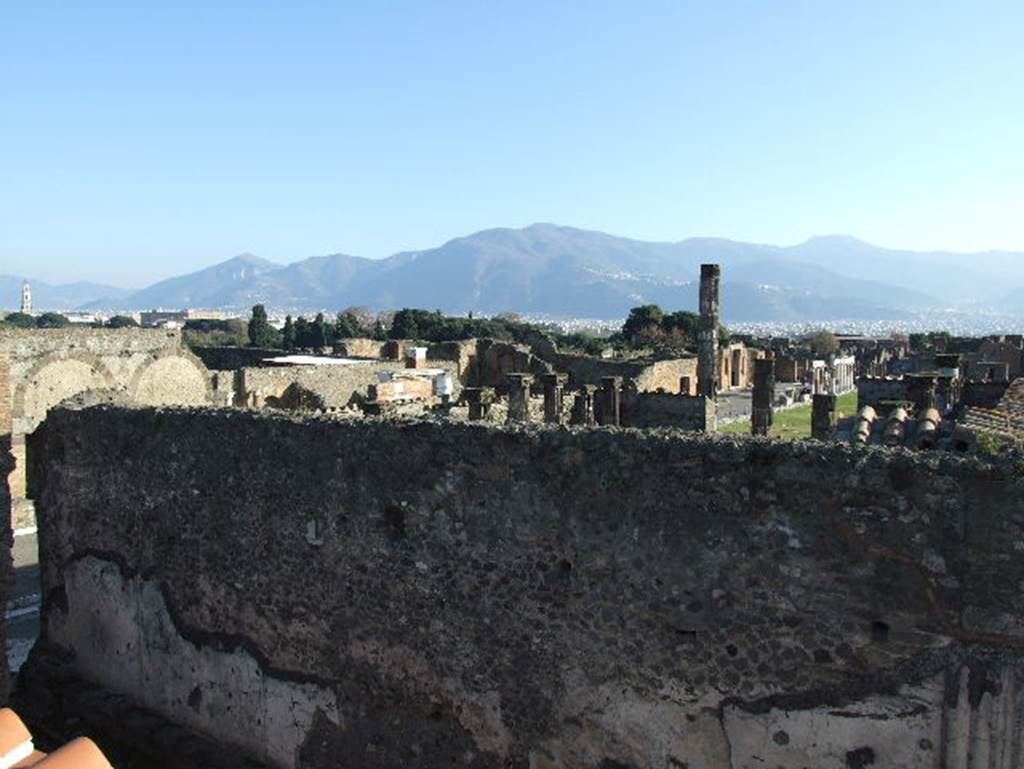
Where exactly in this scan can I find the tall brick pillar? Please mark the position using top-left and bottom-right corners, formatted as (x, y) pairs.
(811, 393), (837, 440)
(506, 374), (533, 423)
(596, 376), (622, 427)
(540, 373), (567, 424)
(698, 264), (721, 400)
(751, 355), (774, 437)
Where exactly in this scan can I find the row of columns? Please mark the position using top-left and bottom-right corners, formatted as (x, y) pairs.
(462, 374), (624, 426)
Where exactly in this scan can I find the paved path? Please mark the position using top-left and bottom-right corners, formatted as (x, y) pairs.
(7, 529), (40, 673)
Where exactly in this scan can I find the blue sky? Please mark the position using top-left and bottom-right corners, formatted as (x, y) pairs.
(2, 1), (1022, 286)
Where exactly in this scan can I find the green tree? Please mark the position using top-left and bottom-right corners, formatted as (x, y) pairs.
(281, 315), (297, 351)
(333, 311), (362, 340)
(248, 304), (278, 347)
(1, 312), (36, 328)
(662, 310), (701, 343)
(808, 330), (839, 357)
(293, 316), (310, 348)
(622, 304), (664, 342)
(35, 312), (70, 328)
(106, 315), (138, 328)
(310, 312), (329, 349)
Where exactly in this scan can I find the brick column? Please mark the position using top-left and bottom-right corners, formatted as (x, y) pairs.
(811, 393), (837, 440)
(698, 264), (721, 400)
(506, 374), (533, 423)
(751, 356), (774, 436)
(597, 376), (622, 426)
(462, 387), (494, 421)
(540, 373), (567, 424)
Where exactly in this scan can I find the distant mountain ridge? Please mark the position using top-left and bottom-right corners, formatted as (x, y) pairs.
(11, 224), (1024, 321)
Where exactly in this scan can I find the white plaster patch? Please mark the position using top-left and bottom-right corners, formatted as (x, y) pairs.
(47, 557), (340, 769)
(722, 675), (945, 769)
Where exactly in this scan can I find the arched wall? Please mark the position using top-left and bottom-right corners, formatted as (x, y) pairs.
(130, 349), (212, 407)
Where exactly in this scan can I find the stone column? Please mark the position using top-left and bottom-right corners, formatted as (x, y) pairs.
(751, 356), (774, 436)
(462, 387), (494, 421)
(698, 264), (721, 400)
(506, 374), (533, 423)
(811, 393), (837, 440)
(570, 385), (597, 426)
(597, 376), (622, 426)
(906, 374), (937, 413)
(540, 373), (567, 424)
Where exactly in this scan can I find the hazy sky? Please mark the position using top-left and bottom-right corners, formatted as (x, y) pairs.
(2, 1), (1022, 286)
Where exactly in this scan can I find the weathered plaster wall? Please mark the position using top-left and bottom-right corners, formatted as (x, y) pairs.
(24, 407), (1024, 769)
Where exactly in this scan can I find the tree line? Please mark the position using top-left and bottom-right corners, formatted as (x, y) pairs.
(0, 312), (139, 329)
(244, 303), (728, 357)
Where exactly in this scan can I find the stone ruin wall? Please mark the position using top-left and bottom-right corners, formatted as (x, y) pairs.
(0, 328), (213, 522)
(619, 391), (715, 431)
(235, 362), (407, 409)
(555, 354), (697, 393)
(21, 405), (1024, 769)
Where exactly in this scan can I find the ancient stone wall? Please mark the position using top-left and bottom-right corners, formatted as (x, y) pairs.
(335, 338), (388, 359)
(619, 391), (714, 430)
(425, 340), (477, 383)
(23, 406), (1024, 769)
(960, 381), (1010, 409)
(0, 328), (213, 522)
(236, 362), (403, 409)
(978, 340), (1023, 380)
(554, 354), (696, 392)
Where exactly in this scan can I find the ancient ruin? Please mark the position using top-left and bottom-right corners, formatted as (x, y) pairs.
(12, 406), (1024, 768)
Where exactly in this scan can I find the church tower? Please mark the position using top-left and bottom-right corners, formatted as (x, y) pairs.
(20, 281), (32, 315)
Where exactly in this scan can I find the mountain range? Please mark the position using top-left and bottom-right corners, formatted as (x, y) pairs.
(4, 224), (1024, 323)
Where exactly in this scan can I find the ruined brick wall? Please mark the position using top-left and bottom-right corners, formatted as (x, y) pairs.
(24, 406), (1024, 769)
(335, 338), (387, 359)
(0, 328), (213, 523)
(236, 362), (401, 408)
(619, 391), (714, 430)
(978, 340), (1023, 380)
(960, 381), (1009, 409)
(425, 340), (477, 383)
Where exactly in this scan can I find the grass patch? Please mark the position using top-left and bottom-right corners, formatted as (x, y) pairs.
(719, 390), (858, 440)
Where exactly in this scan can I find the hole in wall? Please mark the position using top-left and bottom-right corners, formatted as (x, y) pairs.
(871, 620), (890, 643)
(382, 504), (406, 546)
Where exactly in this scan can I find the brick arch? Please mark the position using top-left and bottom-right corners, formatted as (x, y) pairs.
(129, 348), (213, 407)
(12, 351), (120, 424)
